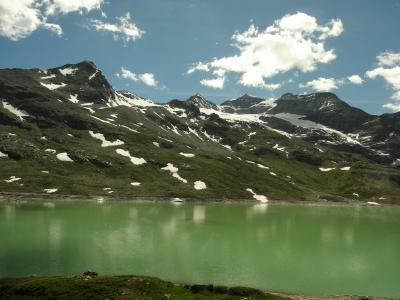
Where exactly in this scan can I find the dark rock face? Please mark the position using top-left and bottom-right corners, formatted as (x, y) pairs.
(186, 94), (218, 110)
(0, 110), (20, 127)
(291, 150), (323, 166)
(221, 94), (274, 114)
(270, 92), (374, 132)
(221, 94), (264, 109)
(0, 61), (114, 109)
(167, 99), (201, 118)
(47, 61), (114, 103)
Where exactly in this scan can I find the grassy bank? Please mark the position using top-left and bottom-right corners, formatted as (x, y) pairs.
(0, 275), (394, 300)
(0, 275), (288, 300)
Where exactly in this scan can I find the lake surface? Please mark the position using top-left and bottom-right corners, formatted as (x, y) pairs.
(0, 201), (399, 297)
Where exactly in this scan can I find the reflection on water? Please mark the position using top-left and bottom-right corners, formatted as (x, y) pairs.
(0, 202), (400, 298)
(193, 205), (206, 224)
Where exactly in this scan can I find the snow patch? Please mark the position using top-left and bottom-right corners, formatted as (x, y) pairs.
(246, 188), (268, 203)
(0, 151), (8, 158)
(194, 180), (207, 190)
(40, 74), (56, 79)
(5, 176), (21, 183)
(179, 152), (195, 158)
(152, 142), (160, 148)
(188, 127), (203, 140)
(367, 201), (380, 206)
(82, 107), (95, 114)
(68, 94), (79, 103)
(40, 82), (66, 90)
(56, 152), (73, 162)
(59, 67), (78, 76)
(90, 115), (115, 126)
(115, 149), (146, 165)
(89, 131), (124, 147)
(89, 70), (99, 80)
(44, 188), (58, 193)
(2, 101), (29, 120)
(130, 182), (141, 186)
(161, 163), (187, 183)
(340, 166), (351, 171)
(273, 144), (286, 152)
(319, 167), (335, 172)
(119, 124), (139, 133)
(112, 91), (159, 107)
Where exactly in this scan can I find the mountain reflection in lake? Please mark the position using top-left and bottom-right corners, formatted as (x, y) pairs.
(0, 201), (399, 298)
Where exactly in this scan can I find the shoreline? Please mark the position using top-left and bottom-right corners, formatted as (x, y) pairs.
(0, 191), (398, 207)
(0, 275), (395, 300)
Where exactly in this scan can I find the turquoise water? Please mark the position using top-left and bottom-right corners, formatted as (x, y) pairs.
(0, 201), (399, 297)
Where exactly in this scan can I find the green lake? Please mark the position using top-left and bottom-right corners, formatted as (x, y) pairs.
(0, 201), (399, 298)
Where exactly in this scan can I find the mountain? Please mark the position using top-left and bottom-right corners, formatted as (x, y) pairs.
(0, 61), (399, 203)
(220, 94), (276, 114)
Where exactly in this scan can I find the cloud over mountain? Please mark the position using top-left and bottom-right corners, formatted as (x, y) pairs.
(367, 51), (400, 111)
(188, 12), (343, 90)
(117, 67), (158, 87)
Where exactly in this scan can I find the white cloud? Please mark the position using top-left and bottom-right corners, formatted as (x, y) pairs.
(118, 67), (137, 81)
(188, 12), (343, 89)
(299, 77), (343, 92)
(366, 51), (400, 111)
(383, 103), (400, 111)
(138, 73), (157, 87)
(44, 0), (104, 16)
(0, 0), (61, 41)
(366, 67), (400, 99)
(200, 77), (225, 89)
(0, 0), (103, 41)
(377, 51), (400, 67)
(90, 12), (144, 44)
(188, 62), (209, 74)
(347, 74), (364, 85)
(117, 67), (159, 87)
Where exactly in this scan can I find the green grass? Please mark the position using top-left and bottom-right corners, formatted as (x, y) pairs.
(0, 275), (289, 300)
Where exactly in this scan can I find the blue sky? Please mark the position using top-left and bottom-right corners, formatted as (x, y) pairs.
(1, 0), (400, 114)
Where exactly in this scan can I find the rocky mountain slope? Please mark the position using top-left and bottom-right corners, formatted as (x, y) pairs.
(0, 61), (399, 203)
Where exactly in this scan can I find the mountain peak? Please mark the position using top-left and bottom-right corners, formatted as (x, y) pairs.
(186, 94), (218, 110)
(271, 92), (373, 132)
(221, 94), (266, 109)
